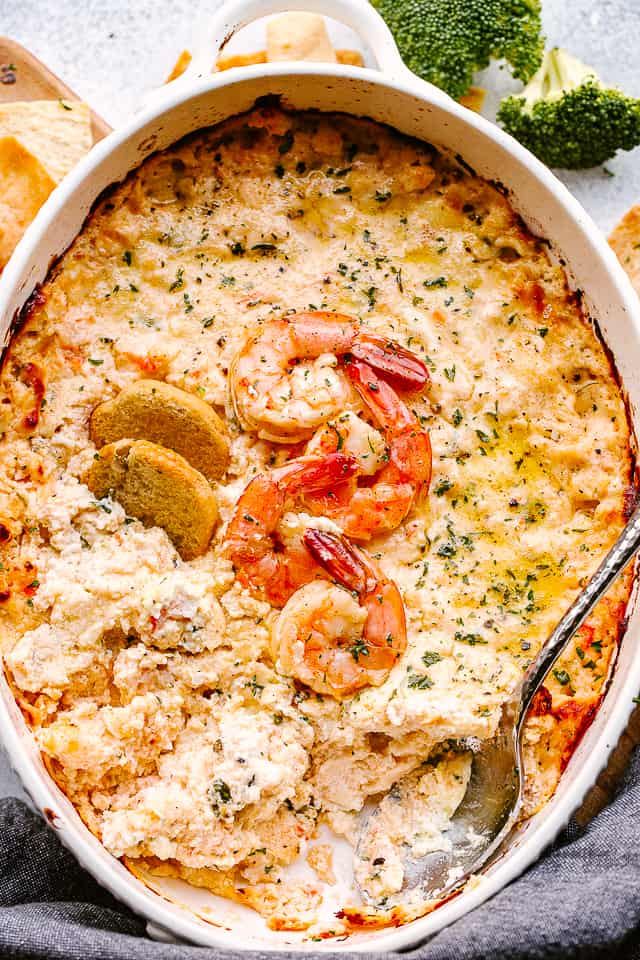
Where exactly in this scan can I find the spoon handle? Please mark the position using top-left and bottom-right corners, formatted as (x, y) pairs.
(520, 501), (640, 716)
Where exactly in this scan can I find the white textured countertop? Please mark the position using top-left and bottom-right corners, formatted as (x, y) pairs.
(1, 0), (639, 799)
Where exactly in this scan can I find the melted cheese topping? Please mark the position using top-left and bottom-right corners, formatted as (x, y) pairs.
(0, 103), (633, 933)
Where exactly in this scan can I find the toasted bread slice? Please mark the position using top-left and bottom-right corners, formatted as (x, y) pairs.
(86, 439), (218, 559)
(90, 380), (229, 483)
(609, 205), (640, 297)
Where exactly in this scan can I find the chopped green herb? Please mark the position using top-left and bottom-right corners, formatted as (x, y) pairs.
(435, 479), (453, 496)
(350, 639), (370, 662)
(408, 672), (434, 689)
(455, 631), (487, 645)
(364, 286), (377, 308)
(169, 268), (184, 292)
(211, 779), (231, 803)
(246, 675), (264, 697)
(422, 651), (442, 667)
(553, 668), (571, 685)
(437, 541), (457, 558)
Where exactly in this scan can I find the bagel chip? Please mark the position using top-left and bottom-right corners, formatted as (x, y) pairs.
(86, 439), (219, 560)
(90, 380), (229, 483)
(166, 49), (193, 83)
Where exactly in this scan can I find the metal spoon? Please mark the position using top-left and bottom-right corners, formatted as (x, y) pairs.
(357, 501), (640, 907)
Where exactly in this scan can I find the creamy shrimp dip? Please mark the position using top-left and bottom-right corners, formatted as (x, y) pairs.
(0, 102), (633, 935)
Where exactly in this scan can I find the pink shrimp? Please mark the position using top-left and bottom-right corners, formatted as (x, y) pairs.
(273, 529), (407, 699)
(224, 452), (357, 607)
(303, 360), (432, 540)
(229, 311), (429, 443)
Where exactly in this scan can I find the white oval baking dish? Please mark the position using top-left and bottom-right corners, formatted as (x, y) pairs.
(1, 0), (639, 951)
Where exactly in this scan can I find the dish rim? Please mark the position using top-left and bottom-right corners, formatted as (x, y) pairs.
(0, 48), (639, 953)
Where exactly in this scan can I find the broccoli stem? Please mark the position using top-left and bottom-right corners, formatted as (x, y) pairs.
(523, 48), (598, 110)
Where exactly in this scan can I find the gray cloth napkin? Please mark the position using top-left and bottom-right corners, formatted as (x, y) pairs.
(2, 751), (640, 960)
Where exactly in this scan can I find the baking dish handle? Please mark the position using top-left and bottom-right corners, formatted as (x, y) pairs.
(183, 0), (418, 81)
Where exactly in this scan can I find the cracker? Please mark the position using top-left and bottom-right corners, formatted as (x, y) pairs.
(216, 50), (268, 71)
(266, 13), (337, 63)
(0, 99), (92, 184)
(0, 135), (56, 270)
(459, 86), (487, 113)
(90, 379), (229, 483)
(609, 205), (640, 297)
(216, 49), (363, 71)
(165, 49), (192, 83)
(86, 439), (219, 560)
(336, 50), (364, 67)
(177, 14), (364, 75)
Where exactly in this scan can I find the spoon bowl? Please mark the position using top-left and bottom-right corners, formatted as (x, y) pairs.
(357, 502), (640, 907)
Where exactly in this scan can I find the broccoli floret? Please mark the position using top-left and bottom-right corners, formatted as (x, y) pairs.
(370, 0), (544, 100)
(497, 47), (640, 169)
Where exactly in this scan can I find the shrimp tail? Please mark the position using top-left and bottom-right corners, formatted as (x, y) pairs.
(303, 528), (373, 594)
(228, 454), (358, 547)
(288, 314), (429, 393)
(303, 528), (407, 680)
(345, 359), (416, 432)
(225, 455), (361, 608)
(349, 333), (430, 392)
(276, 452), (358, 495)
(347, 358), (433, 496)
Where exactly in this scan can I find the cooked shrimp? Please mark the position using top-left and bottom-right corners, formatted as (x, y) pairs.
(229, 311), (429, 443)
(273, 528), (407, 699)
(224, 453), (357, 607)
(305, 411), (388, 477)
(303, 360), (432, 540)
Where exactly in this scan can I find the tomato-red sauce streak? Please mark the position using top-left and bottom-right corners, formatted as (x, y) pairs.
(528, 684), (553, 717)
(21, 363), (45, 431)
(555, 699), (599, 773)
(518, 280), (546, 315)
